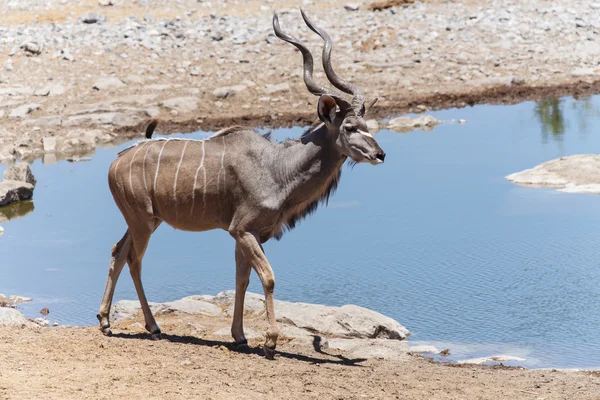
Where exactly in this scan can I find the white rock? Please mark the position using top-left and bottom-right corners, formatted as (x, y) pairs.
(9, 103), (40, 119)
(93, 77), (126, 91)
(344, 3), (360, 11)
(161, 298), (221, 316)
(0, 307), (34, 327)
(160, 97), (199, 113)
(387, 115), (442, 132)
(457, 355), (526, 365)
(505, 154), (600, 193)
(275, 301), (409, 339)
(325, 338), (410, 360)
(42, 137), (57, 152)
(213, 85), (247, 99)
(264, 82), (291, 94)
(0, 226), (4, 235)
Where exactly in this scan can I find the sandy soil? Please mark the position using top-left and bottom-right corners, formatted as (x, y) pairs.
(1, 315), (599, 400)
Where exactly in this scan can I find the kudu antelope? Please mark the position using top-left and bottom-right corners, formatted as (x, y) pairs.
(97, 9), (386, 359)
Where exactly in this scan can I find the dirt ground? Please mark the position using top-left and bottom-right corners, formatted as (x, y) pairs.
(1, 315), (600, 400)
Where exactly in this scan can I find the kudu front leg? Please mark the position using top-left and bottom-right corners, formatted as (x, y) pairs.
(231, 243), (251, 349)
(232, 231), (278, 359)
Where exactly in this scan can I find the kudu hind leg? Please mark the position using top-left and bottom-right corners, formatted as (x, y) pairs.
(128, 225), (161, 339)
(231, 243), (252, 348)
(97, 230), (131, 335)
(232, 231), (278, 359)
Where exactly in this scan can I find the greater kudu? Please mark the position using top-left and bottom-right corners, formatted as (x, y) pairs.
(97, 9), (386, 359)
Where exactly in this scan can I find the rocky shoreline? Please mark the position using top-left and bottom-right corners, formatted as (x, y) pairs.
(2, 0), (600, 165)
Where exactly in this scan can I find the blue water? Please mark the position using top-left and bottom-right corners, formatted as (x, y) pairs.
(2, 97), (600, 369)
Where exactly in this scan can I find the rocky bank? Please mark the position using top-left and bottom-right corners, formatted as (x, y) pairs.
(1, 0), (600, 164)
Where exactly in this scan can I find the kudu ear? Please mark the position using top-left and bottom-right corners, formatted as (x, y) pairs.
(317, 95), (337, 124)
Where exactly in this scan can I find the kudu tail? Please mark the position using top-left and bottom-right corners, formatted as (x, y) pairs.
(145, 119), (159, 139)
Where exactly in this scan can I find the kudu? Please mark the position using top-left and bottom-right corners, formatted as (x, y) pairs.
(97, 9), (386, 359)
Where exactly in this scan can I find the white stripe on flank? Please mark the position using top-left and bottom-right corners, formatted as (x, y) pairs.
(358, 130), (373, 138)
(191, 140), (206, 216)
(142, 141), (153, 193)
(129, 142), (147, 194)
(217, 136), (226, 192)
(173, 141), (189, 220)
(153, 140), (169, 193)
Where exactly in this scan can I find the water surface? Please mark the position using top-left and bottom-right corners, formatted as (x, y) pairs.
(2, 97), (600, 369)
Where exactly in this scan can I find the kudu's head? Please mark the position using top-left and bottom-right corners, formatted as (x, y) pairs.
(273, 10), (386, 165)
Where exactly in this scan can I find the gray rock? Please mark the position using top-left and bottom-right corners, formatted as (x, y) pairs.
(264, 82), (291, 94)
(457, 355), (526, 365)
(21, 42), (41, 56)
(9, 104), (40, 119)
(211, 31), (224, 41)
(81, 13), (106, 24)
(275, 301), (410, 340)
(387, 115), (442, 132)
(160, 96), (199, 113)
(3, 162), (36, 186)
(64, 112), (143, 127)
(93, 77), (126, 91)
(161, 298), (221, 316)
(324, 338), (410, 360)
(24, 116), (63, 127)
(36, 84), (66, 96)
(213, 85), (247, 99)
(0, 87), (35, 96)
(0, 307), (33, 328)
(110, 300), (169, 323)
(0, 180), (34, 206)
(208, 290), (265, 317)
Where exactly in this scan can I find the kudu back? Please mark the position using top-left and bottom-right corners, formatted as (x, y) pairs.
(97, 9), (386, 359)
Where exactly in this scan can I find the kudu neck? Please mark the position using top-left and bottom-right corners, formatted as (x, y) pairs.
(275, 124), (345, 200)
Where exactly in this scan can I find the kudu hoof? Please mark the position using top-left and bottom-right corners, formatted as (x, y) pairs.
(101, 327), (113, 337)
(263, 345), (276, 360)
(150, 332), (162, 341)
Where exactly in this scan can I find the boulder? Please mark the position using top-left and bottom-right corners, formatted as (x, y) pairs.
(324, 338), (410, 360)
(3, 162), (36, 186)
(264, 82), (291, 94)
(506, 154), (600, 194)
(0, 307), (34, 327)
(9, 103), (40, 119)
(275, 302), (409, 340)
(0, 180), (34, 206)
(93, 77), (126, 91)
(387, 115), (442, 133)
(162, 298), (221, 316)
(160, 97), (199, 113)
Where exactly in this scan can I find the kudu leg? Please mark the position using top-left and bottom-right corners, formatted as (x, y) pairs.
(97, 230), (131, 335)
(231, 243), (251, 348)
(128, 228), (161, 340)
(233, 231), (278, 359)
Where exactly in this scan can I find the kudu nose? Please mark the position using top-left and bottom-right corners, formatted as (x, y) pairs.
(376, 152), (386, 162)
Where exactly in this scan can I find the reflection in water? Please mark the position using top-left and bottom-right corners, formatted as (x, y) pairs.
(0, 201), (34, 223)
(535, 98), (565, 143)
(535, 97), (597, 144)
